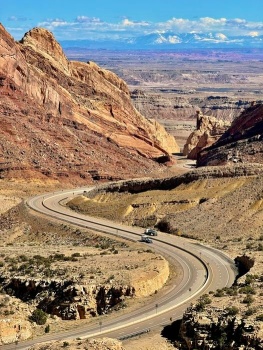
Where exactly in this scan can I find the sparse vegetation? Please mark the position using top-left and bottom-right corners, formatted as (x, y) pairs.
(226, 306), (239, 315)
(29, 309), (48, 325)
(196, 294), (212, 311)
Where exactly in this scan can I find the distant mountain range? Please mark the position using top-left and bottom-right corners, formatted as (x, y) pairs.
(60, 31), (263, 50)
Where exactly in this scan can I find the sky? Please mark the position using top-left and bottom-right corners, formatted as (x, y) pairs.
(1, 0), (263, 41)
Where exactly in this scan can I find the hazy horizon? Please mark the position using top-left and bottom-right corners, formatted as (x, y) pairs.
(1, 0), (263, 49)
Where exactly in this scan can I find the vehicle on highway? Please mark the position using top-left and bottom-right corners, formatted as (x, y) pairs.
(141, 234), (153, 243)
(144, 228), (158, 236)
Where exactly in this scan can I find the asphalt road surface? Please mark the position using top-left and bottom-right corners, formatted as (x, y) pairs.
(1, 187), (237, 349)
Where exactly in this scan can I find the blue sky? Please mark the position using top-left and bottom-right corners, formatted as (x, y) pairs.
(1, 0), (263, 41)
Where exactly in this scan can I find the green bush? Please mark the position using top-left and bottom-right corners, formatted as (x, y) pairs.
(245, 274), (256, 285)
(29, 309), (48, 325)
(256, 314), (263, 321)
(196, 294), (212, 311)
(245, 307), (256, 316)
(239, 285), (256, 295)
(214, 289), (224, 297)
(242, 295), (254, 305)
(226, 306), (239, 316)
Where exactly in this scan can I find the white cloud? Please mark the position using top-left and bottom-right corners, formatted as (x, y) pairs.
(39, 18), (73, 28)
(121, 18), (149, 27)
(24, 16), (263, 41)
(76, 16), (101, 23)
(8, 15), (28, 22)
(248, 31), (259, 37)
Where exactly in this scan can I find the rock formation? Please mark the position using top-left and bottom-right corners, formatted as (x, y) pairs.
(0, 257), (169, 321)
(197, 103), (263, 166)
(0, 294), (32, 345)
(183, 111), (230, 159)
(0, 318), (32, 345)
(0, 24), (179, 184)
(177, 305), (262, 349)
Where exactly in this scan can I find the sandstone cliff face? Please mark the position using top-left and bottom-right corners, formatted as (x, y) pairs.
(2, 253), (168, 320)
(197, 104), (263, 166)
(0, 24), (179, 183)
(0, 318), (32, 345)
(177, 305), (262, 349)
(183, 112), (230, 159)
(0, 294), (33, 345)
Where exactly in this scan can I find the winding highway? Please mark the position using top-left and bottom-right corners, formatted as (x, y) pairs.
(2, 186), (237, 349)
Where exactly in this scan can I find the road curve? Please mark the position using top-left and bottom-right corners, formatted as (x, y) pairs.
(2, 187), (237, 349)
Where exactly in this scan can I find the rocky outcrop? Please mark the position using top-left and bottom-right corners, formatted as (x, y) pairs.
(3, 278), (135, 320)
(183, 111), (230, 159)
(0, 294), (33, 345)
(197, 103), (263, 166)
(0, 24), (179, 184)
(2, 254), (169, 320)
(84, 163), (263, 198)
(177, 305), (262, 349)
(0, 318), (32, 345)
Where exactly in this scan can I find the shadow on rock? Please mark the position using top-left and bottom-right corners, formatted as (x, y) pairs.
(161, 319), (182, 343)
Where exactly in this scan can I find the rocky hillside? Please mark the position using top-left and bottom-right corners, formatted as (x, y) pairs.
(0, 24), (179, 184)
(183, 111), (230, 159)
(197, 103), (263, 166)
(69, 166), (263, 348)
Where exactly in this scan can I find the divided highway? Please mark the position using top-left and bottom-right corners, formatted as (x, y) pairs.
(2, 187), (237, 349)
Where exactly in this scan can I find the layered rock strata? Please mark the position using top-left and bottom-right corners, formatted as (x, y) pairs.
(0, 24), (179, 183)
(197, 103), (263, 166)
(183, 111), (230, 159)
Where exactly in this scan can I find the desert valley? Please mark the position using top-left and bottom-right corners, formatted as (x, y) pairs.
(0, 21), (263, 350)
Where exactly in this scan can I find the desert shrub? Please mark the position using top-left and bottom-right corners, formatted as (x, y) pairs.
(157, 217), (179, 234)
(225, 286), (238, 296)
(196, 294), (211, 311)
(71, 252), (81, 257)
(244, 307), (256, 316)
(62, 341), (69, 347)
(226, 306), (239, 316)
(245, 274), (256, 285)
(242, 295), (254, 305)
(214, 289), (224, 297)
(29, 309), (47, 325)
(18, 255), (28, 262)
(44, 324), (50, 333)
(246, 242), (253, 249)
(256, 314), (263, 321)
(145, 249), (153, 253)
(239, 285), (256, 295)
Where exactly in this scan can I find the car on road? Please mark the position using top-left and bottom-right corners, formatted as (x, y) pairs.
(144, 228), (158, 236)
(141, 235), (153, 243)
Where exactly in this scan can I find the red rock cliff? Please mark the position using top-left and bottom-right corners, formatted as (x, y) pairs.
(0, 24), (179, 183)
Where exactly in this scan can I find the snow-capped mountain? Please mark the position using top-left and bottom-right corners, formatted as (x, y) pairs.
(60, 31), (263, 50)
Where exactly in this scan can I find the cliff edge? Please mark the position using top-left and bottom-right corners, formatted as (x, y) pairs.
(0, 24), (179, 184)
